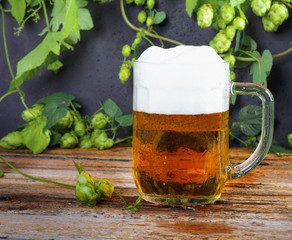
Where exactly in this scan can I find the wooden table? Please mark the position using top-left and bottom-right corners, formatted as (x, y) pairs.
(0, 147), (291, 239)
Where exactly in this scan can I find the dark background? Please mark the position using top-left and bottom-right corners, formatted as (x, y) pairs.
(0, 1), (291, 147)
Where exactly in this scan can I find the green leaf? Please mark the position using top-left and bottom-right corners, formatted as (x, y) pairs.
(261, 50), (273, 73)
(79, 163), (85, 172)
(251, 50), (261, 58)
(51, 0), (67, 32)
(45, 60), (63, 74)
(230, 94), (237, 105)
(134, 45), (140, 59)
(78, 8), (94, 30)
(230, 0), (246, 7)
(153, 11), (166, 25)
(250, 61), (267, 86)
(234, 60), (251, 69)
(85, 115), (92, 125)
(0, 169), (4, 178)
(42, 104), (68, 130)
(76, 0), (88, 7)
(49, 131), (61, 147)
(103, 99), (122, 118)
(237, 5), (248, 23)
(8, 0), (26, 23)
(234, 30), (242, 53)
(22, 116), (51, 154)
(44, 52), (63, 74)
(35, 92), (75, 130)
(72, 101), (82, 109)
(63, 0), (79, 38)
(186, 0), (198, 18)
(238, 105), (262, 136)
(73, 160), (82, 173)
(239, 0), (251, 12)
(269, 141), (292, 154)
(115, 114), (133, 127)
(9, 32), (64, 90)
(242, 35), (257, 51)
(9, 66), (42, 90)
(26, 0), (40, 7)
(36, 92), (75, 106)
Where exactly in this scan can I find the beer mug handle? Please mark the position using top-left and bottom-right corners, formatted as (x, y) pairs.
(230, 82), (274, 179)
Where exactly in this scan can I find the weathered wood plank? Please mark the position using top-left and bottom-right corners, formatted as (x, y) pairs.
(0, 147), (292, 239)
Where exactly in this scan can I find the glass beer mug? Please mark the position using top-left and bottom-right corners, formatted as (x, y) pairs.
(132, 46), (274, 206)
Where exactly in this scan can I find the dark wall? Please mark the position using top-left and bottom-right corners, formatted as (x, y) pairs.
(0, 1), (291, 146)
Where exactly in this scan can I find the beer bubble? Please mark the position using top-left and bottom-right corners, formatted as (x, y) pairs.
(133, 45), (230, 115)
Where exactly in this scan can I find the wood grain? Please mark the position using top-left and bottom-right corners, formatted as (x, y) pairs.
(0, 147), (291, 239)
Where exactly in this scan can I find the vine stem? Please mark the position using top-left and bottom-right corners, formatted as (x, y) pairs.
(0, 156), (76, 188)
(0, 6), (28, 109)
(120, 0), (183, 46)
(113, 191), (129, 207)
(114, 136), (133, 144)
(233, 46), (292, 62)
(41, 0), (51, 33)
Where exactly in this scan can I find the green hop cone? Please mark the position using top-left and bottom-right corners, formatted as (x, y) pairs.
(95, 179), (114, 198)
(119, 67), (131, 83)
(137, 10), (147, 24)
(146, 17), (153, 27)
(230, 71), (236, 82)
(134, 0), (142, 6)
(288, 133), (292, 147)
(104, 138), (114, 149)
(225, 25), (236, 40)
(74, 120), (86, 137)
(224, 54), (236, 68)
(92, 112), (109, 129)
(91, 130), (113, 150)
(60, 132), (78, 149)
(122, 44), (131, 58)
(268, 2), (289, 26)
(251, 0), (272, 16)
(209, 31), (231, 54)
(233, 17), (246, 31)
(21, 104), (44, 122)
(220, 2), (235, 24)
(79, 134), (93, 149)
(54, 111), (74, 130)
(132, 37), (142, 47)
(197, 4), (214, 28)
(0, 131), (25, 149)
(262, 15), (279, 32)
(131, 58), (136, 67)
(77, 171), (95, 185)
(147, 0), (155, 10)
(217, 17), (226, 29)
(75, 182), (101, 207)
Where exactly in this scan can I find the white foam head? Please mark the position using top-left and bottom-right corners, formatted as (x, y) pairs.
(133, 45), (230, 115)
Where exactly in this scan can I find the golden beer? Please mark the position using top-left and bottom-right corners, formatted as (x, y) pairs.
(132, 110), (230, 205)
